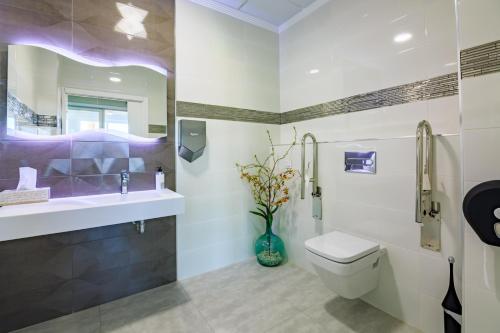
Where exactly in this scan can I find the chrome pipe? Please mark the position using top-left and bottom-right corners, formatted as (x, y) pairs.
(301, 133), (319, 199)
(416, 120), (434, 223)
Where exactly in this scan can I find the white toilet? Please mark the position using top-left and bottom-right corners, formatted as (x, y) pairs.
(305, 231), (382, 299)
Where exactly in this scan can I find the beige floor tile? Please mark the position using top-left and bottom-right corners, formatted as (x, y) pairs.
(14, 308), (100, 333)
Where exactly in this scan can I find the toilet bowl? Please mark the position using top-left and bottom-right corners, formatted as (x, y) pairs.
(305, 231), (382, 299)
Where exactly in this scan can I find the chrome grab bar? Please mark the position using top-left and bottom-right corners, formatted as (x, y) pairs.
(301, 133), (322, 220)
(415, 120), (441, 251)
(301, 133), (319, 199)
(416, 120), (433, 223)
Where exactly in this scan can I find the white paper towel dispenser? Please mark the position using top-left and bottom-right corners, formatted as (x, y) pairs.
(178, 119), (206, 162)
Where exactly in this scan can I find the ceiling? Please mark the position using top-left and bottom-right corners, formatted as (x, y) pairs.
(209, 0), (318, 27)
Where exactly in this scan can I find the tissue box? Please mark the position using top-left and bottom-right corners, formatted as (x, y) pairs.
(0, 188), (50, 206)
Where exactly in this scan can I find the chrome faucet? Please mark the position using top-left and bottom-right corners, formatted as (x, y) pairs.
(301, 133), (322, 220)
(415, 120), (440, 251)
(121, 170), (129, 195)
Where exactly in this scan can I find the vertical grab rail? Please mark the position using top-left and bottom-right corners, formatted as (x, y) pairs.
(416, 120), (433, 223)
(301, 133), (322, 220)
(415, 120), (441, 251)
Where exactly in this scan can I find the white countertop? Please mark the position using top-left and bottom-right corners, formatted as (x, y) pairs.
(0, 189), (185, 242)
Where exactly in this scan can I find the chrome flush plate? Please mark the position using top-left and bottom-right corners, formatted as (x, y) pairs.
(345, 151), (376, 174)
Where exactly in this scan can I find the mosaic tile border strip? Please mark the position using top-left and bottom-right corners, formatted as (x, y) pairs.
(177, 73), (458, 125)
(7, 92), (58, 127)
(148, 124), (167, 134)
(461, 40), (500, 78)
(281, 73), (458, 124)
(176, 101), (281, 125)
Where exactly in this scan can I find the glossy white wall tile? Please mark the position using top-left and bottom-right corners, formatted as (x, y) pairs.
(176, 0), (280, 278)
(176, 0), (280, 112)
(176, 118), (279, 278)
(275, 133), (461, 332)
(459, 0), (500, 330)
(277, 0), (460, 331)
(279, 0), (458, 112)
(462, 74), (500, 130)
(176, 0), (463, 331)
(459, 0), (500, 49)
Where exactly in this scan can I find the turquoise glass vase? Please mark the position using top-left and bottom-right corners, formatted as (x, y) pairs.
(255, 215), (285, 267)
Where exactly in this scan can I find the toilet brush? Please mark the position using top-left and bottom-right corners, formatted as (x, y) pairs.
(442, 256), (462, 333)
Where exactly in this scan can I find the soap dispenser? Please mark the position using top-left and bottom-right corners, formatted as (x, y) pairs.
(155, 167), (165, 190)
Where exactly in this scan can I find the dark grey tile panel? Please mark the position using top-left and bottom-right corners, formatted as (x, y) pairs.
(71, 158), (129, 176)
(461, 40), (500, 78)
(0, 217), (177, 332)
(71, 142), (129, 159)
(177, 101), (281, 124)
(281, 73), (459, 124)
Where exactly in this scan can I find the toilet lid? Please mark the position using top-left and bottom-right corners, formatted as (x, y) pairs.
(305, 231), (380, 263)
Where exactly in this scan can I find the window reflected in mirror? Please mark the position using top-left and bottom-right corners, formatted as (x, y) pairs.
(3, 44), (167, 139)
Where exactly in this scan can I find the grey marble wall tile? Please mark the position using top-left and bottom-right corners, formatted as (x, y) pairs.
(70, 223), (137, 245)
(129, 172), (155, 192)
(0, 50), (7, 80)
(71, 158), (129, 176)
(69, 131), (128, 143)
(0, 218), (177, 331)
(71, 142), (104, 159)
(0, 158), (70, 179)
(129, 157), (146, 173)
(71, 176), (102, 197)
(37, 177), (73, 198)
(102, 142), (129, 158)
(0, 140), (70, 161)
(129, 142), (172, 174)
(72, 142), (129, 159)
(101, 175), (121, 194)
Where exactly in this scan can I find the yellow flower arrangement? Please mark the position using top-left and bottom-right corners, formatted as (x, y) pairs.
(236, 128), (297, 225)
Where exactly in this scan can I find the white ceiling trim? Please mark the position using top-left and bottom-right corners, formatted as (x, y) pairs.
(187, 0), (330, 34)
(188, 0), (278, 32)
(279, 0), (331, 33)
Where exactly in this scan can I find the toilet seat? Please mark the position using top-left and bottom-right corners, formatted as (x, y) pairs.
(304, 231), (382, 299)
(305, 231), (379, 263)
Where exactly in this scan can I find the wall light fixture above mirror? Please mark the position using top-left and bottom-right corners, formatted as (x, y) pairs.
(1, 44), (167, 139)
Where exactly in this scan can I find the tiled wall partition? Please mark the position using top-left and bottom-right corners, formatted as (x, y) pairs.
(459, 0), (500, 332)
(0, 1), (177, 332)
(276, 1), (461, 333)
(175, 8), (462, 333)
(175, 0), (281, 279)
(0, 134), (173, 198)
(0, 217), (176, 333)
(0, 50), (6, 137)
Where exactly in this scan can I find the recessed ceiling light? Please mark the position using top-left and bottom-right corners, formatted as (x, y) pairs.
(109, 76), (122, 83)
(394, 32), (413, 43)
(309, 69), (320, 74)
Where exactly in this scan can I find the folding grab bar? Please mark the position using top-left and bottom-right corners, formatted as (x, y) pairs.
(415, 120), (441, 251)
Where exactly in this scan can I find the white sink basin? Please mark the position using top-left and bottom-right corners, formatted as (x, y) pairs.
(0, 189), (185, 242)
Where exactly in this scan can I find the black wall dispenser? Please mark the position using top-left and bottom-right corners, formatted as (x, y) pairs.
(463, 180), (500, 246)
(178, 119), (206, 162)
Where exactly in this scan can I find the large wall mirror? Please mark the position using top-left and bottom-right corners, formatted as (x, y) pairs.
(1, 44), (167, 139)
